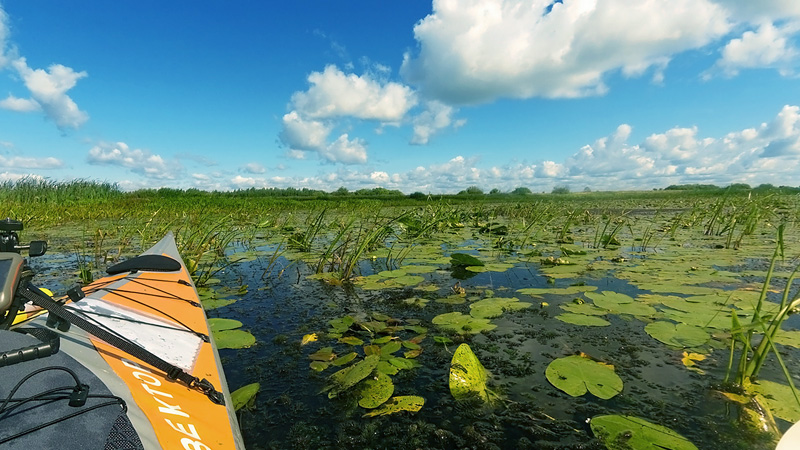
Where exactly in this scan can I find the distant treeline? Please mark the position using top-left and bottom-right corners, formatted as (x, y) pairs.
(2, 177), (799, 205)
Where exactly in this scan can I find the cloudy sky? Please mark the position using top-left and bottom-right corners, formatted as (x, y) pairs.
(1, 1), (799, 193)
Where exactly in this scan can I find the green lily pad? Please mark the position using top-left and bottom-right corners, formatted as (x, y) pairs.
(465, 263), (514, 273)
(392, 275), (425, 287)
(517, 286), (598, 297)
(389, 357), (420, 370)
(309, 347), (336, 361)
(380, 341), (403, 359)
(556, 313), (610, 327)
(332, 352), (358, 366)
(560, 302), (610, 316)
(310, 361), (329, 372)
(213, 329), (256, 349)
(585, 291), (633, 307)
(436, 294), (467, 305)
(231, 383), (260, 411)
(201, 298), (237, 310)
(432, 312), (497, 335)
(590, 415), (698, 450)
(376, 361), (399, 375)
(209, 318), (243, 333)
(644, 321), (710, 348)
(750, 380), (800, 423)
(449, 343), (491, 403)
(450, 253), (484, 267)
(358, 372), (394, 409)
(362, 395), (425, 417)
(469, 297), (532, 319)
(339, 336), (364, 346)
(326, 355), (380, 398)
(545, 355), (623, 399)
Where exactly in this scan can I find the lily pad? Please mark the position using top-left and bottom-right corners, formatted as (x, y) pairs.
(450, 253), (484, 267)
(590, 415), (698, 450)
(750, 380), (800, 423)
(358, 372), (394, 409)
(362, 395), (425, 417)
(556, 313), (610, 327)
(213, 329), (256, 349)
(469, 297), (532, 319)
(208, 318), (243, 333)
(545, 355), (623, 399)
(517, 286), (598, 297)
(449, 343), (492, 403)
(432, 312), (497, 335)
(644, 321), (710, 348)
(231, 383), (260, 411)
(326, 355), (380, 398)
(332, 352), (358, 366)
(465, 263), (514, 273)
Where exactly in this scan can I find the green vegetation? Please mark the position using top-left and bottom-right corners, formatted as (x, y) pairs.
(5, 178), (800, 449)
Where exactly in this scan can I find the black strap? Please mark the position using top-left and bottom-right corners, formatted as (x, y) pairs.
(18, 283), (225, 405)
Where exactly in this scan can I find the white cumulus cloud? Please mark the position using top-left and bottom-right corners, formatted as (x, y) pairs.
(4, 58), (89, 129)
(401, 0), (731, 104)
(0, 154), (63, 169)
(411, 101), (466, 145)
(87, 142), (176, 179)
(241, 162), (266, 174)
(291, 65), (417, 121)
(713, 22), (799, 77)
(319, 134), (368, 165)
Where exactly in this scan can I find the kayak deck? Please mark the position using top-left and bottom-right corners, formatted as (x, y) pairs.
(4, 233), (244, 449)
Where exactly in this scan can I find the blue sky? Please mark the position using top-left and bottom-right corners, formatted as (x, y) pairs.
(1, 1), (799, 193)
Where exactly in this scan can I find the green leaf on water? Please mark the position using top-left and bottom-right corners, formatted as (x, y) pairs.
(362, 395), (425, 417)
(376, 361), (399, 375)
(559, 302), (609, 316)
(213, 329), (256, 349)
(339, 336), (364, 346)
(555, 313), (610, 327)
(201, 297), (237, 310)
(545, 355), (623, 399)
(436, 294), (467, 305)
(231, 382), (260, 411)
(332, 352), (358, 366)
(309, 347), (336, 361)
(644, 321), (710, 348)
(358, 372), (394, 409)
(310, 361), (329, 372)
(389, 357), (420, 370)
(380, 341), (403, 358)
(449, 343), (492, 403)
(590, 415), (698, 450)
(450, 253), (484, 267)
(469, 297), (532, 319)
(209, 318), (243, 333)
(517, 286), (598, 297)
(465, 263), (514, 273)
(750, 380), (800, 423)
(432, 312), (497, 334)
(326, 355), (380, 398)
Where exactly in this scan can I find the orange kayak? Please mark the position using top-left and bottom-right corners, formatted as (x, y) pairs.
(2, 232), (245, 449)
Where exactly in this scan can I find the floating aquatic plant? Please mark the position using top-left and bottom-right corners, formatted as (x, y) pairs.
(590, 415), (698, 450)
(209, 318), (256, 349)
(545, 354), (623, 400)
(231, 382), (260, 411)
(449, 344), (495, 404)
